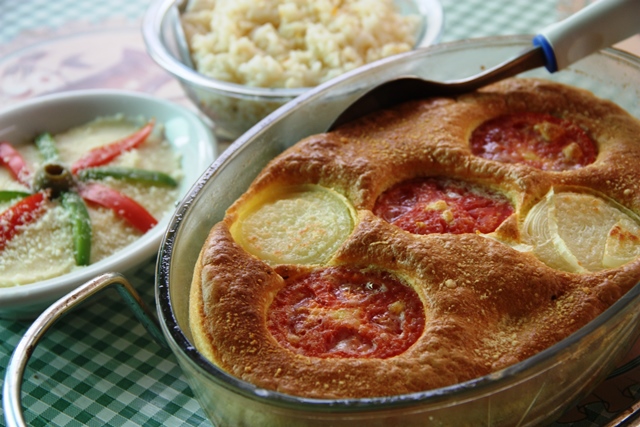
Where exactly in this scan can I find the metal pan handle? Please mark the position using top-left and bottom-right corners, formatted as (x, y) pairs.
(2, 272), (167, 427)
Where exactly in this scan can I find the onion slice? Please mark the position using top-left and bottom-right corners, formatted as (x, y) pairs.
(523, 188), (640, 272)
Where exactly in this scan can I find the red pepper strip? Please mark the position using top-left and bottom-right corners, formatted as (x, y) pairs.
(0, 191), (49, 251)
(0, 142), (31, 186)
(77, 183), (157, 233)
(71, 119), (155, 174)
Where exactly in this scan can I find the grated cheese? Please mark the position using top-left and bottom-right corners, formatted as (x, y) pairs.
(0, 115), (182, 287)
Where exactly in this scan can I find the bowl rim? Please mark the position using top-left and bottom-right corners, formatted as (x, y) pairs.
(157, 34), (640, 412)
(0, 89), (216, 316)
(141, 0), (444, 99)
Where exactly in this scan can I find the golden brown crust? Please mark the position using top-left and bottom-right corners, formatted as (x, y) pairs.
(189, 78), (640, 398)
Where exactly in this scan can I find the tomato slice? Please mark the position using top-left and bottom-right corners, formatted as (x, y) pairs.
(0, 191), (49, 251)
(0, 141), (31, 186)
(70, 120), (155, 174)
(268, 266), (425, 359)
(374, 177), (514, 235)
(77, 183), (157, 233)
(470, 112), (597, 171)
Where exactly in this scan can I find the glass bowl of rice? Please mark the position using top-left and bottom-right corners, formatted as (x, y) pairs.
(142, 0), (444, 142)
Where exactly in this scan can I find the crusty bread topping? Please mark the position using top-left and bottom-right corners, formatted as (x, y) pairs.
(190, 78), (640, 399)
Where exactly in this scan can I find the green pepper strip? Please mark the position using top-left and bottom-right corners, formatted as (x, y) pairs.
(76, 167), (178, 187)
(78, 183), (157, 233)
(0, 191), (49, 251)
(61, 192), (92, 266)
(71, 119), (155, 174)
(35, 133), (60, 163)
(0, 190), (31, 202)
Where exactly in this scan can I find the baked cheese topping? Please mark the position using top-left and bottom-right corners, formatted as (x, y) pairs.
(523, 188), (640, 272)
(230, 184), (355, 264)
(470, 112), (597, 171)
(189, 79), (640, 400)
(373, 177), (513, 234)
(267, 266), (425, 358)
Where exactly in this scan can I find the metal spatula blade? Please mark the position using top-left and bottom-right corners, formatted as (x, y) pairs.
(329, 46), (547, 129)
(329, 0), (640, 131)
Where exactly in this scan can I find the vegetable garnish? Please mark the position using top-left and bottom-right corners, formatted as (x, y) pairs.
(60, 192), (92, 266)
(0, 141), (31, 185)
(71, 119), (155, 174)
(0, 191), (49, 251)
(1, 119), (174, 265)
(35, 133), (61, 163)
(32, 163), (76, 197)
(77, 167), (178, 187)
(0, 191), (31, 202)
(78, 183), (158, 233)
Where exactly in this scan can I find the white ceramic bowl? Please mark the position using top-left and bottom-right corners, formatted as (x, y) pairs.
(0, 90), (216, 319)
(142, 0), (444, 141)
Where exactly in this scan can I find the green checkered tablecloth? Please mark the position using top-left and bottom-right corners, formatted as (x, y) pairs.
(1, 0), (638, 426)
(1, 263), (207, 427)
